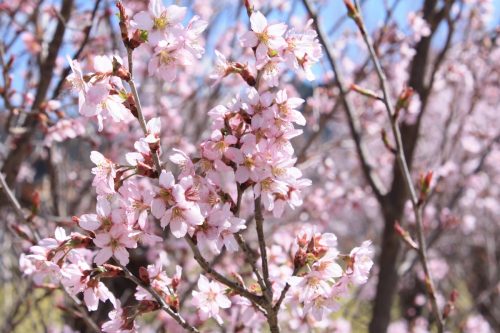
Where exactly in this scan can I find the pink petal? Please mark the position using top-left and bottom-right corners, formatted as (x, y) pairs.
(96, 198), (111, 217)
(197, 275), (210, 292)
(250, 11), (267, 33)
(151, 198), (166, 219)
(90, 151), (105, 165)
(167, 5), (187, 23)
(94, 248), (112, 265)
(114, 247), (130, 266)
(240, 31), (258, 48)
(132, 11), (154, 30)
(216, 294), (231, 309)
(170, 218), (188, 238)
(184, 205), (204, 226)
(93, 233), (111, 247)
(235, 167), (250, 184)
(84, 288), (99, 311)
(149, 0), (164, 17)
(267, 23), (287, 37)
(79, 214), (100, 231)
(160, 210), (172, 228)
(159, 171), (175, 188)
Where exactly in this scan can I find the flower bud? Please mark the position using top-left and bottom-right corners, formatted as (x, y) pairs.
(139, 266), (150, 285)
(293, 247), (307, 269)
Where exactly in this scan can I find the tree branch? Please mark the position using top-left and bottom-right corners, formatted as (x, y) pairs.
(302, 0), (387, 203)
(350, 0), (444, 330)
(118, 262), (199, 332)
(184, 235), (266, 309)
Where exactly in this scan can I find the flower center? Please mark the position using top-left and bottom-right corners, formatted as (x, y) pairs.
(214, 141), (227, 152)
(154, 14), (168, 30)
(244, 156), (254, 168)
(159, 188), (175, 205)
(100, 217), (112, 230)
(207, 290), (217, 302)
(278, 103), (289, 115)
(258, 32), (270, 44)
(272, 166), (285, 177)
(261, 178), (273, 192)
(110, 238), (120, 249)
(171, 206), (184, 221)
(159, 50), (174, 66)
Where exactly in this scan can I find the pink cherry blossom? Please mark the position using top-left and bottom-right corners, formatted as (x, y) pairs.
(283, 19), (323, 80)
(90, 151), (117, 195)
(240, 11), (288, 62)
(62, 258), (116, 311)
(132, 0), (186, 45)
(102, 300), (136, 333)
(273, 89), (306, 126)
(93, 224), (137, 266)
(192, 275), (231, 324)
(148, 38), (195, 82)
(347, 240), (374, 285)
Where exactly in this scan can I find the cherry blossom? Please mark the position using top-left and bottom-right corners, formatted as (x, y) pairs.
(240, 11), (288, 63)
(90, 151), (117, 195)
(132, 1), (187, 45)
(192, 275), (231, 324)
(93, 224), (138, 265)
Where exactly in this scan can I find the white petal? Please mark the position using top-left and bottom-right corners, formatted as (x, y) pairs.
(250, 11), (267, 33)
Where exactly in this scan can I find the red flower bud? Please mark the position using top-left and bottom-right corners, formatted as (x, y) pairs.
(139, 266), (150, 285)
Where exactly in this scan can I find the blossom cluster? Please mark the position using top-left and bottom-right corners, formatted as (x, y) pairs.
(285, 229), (373, 321)
(17, 4), (374, 332)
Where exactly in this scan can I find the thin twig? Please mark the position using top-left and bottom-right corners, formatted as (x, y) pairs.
(118, 262), (199, 332)
(126, 48), (163, 175)
(0, 173), (100, 332)
(273, 267), (299, 311)
(184, 235), (266, 310)
(254, 197), (272, 300)
(302, 0), (386, 203)
(0, 172), (41, 242)
(233, 186), (268, 300)
(350, 0), (445, 330)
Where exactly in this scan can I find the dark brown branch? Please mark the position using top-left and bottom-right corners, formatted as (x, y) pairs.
(184, 235), (266, 309)
(119, 263), (199, 332)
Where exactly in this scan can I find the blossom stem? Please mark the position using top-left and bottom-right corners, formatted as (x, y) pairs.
(253, 196), (281, 332)
(126, 48), (163, 175)
(254, 196), (272, 300)
(184, 235), (267, 309)
(234, 186), (268, 300)
(118, 261), (199, 332)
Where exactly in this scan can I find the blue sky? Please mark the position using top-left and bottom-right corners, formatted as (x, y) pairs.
(1, 0), (499, 107)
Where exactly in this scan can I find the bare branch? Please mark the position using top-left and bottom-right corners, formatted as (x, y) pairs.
(302, 0), (387, 203)
(349, 0), (445, 330)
